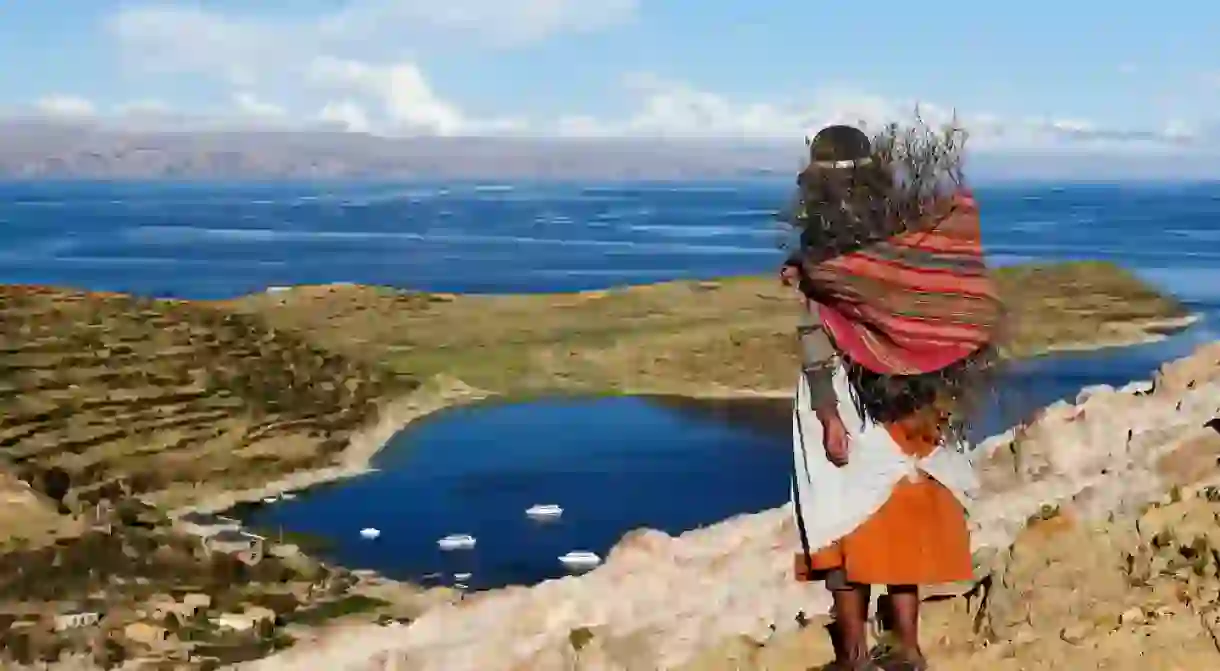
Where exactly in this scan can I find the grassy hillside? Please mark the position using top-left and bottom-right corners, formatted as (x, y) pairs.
(0, 286), (412, 515)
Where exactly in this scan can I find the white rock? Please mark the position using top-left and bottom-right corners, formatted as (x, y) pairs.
(1120, 380), (1154, 395)
(1076, 384), (1116, 404)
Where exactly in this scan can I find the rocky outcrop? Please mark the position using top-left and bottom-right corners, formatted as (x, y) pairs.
(240, 513), (821, 671)
(971, 341), (1220, 549)
(241, 342), (1220, 671)
(704, 483), (1220, 671)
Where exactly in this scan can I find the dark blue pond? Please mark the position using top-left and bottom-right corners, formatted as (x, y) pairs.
(240, 395), (793, 589)
(237, 319), (1214, 589)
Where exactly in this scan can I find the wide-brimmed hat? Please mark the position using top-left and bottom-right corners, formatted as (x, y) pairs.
(806, 124), (873, 170)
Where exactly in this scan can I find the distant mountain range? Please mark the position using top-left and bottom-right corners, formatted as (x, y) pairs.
(0, 120), (1216, 181)
(0, 121), (802, 180)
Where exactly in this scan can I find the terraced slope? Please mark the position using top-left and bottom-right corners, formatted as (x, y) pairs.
(0, 286), (411, 510)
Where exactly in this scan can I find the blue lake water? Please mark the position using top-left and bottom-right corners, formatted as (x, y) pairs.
(3, 179), (1220, 301)
(244, 396), (797, 589)
(235, 331), (1214, 590)
(2, 179), (1218, 588)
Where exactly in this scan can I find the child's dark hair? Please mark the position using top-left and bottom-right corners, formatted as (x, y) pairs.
(786, 112), (968, 263)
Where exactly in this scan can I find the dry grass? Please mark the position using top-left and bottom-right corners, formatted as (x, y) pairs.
(226, 261), (1190, 397)
(0, 286), (411, 511)
(998, 261), (1190, 357)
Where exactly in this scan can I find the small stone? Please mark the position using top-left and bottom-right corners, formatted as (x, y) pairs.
(1059, 622), (1092, 644)
(1120, 607), (1145, 626)
(1011, 627), (1037, 646)
(1198, 585), (1220, 604)
(1076, 384), (1115, 404)
(1153, 605), (1176, 619)
(1120, 380), (1153, 395)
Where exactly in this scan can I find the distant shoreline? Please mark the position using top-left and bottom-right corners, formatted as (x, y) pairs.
(3, 129), (1220, 182)
(1012, 313), (1203, 356)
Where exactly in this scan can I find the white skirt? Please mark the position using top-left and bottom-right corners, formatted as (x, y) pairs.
(789, 364), (979, 554)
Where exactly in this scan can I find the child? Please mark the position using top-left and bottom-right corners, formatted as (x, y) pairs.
(784, 124), (997, 669)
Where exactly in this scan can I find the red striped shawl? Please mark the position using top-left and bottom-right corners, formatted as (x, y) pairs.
(802, 192), (1000, 375)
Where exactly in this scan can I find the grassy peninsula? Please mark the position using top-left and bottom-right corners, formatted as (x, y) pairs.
(227, 261), (1192, 397)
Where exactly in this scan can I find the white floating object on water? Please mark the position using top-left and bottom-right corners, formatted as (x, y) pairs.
(359, 528), (381, 540)
(559, 551), (601, 571)
(437, 534), (477, 551)
(262, 496), (279, 504)
(525, 504), (564, 520)
(454, 583), (470, 591)
(453, 572), (472, 581)
(281, 493), (297, 500)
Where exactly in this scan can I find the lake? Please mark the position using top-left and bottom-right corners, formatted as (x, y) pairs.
(2, 179), (1218, 588)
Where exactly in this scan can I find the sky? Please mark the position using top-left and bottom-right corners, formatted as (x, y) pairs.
(3, 0), (1220, 153)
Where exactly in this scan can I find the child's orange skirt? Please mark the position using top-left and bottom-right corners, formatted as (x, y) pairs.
(794, 415), (973, 586)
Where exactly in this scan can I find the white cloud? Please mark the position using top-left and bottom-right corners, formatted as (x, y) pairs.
(1162, 119), (1197, 141)
(542, 73), (1200, 153)
(107, 1), (637, 87)
(308, 58), (465, 135)
(560, 74), (921, 139)
(108, 7), (284, 86)
(318, 0), (639, 48)
(233, 92), (288, 119)
(35, 95), (96, 118)
(29, 5), (1211, 153)
(114, 99), (172, 116)
(318, 100), (373, 133)
(104, 3), (619, 136)
(307, 57), (528, 136)
(16, 73), (1202, 155)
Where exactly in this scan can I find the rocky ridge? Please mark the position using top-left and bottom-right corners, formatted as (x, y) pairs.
(239, 342), (1220, 670)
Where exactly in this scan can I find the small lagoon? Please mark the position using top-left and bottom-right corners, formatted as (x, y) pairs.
(238, 317), (1217, 590)
(240, 395), (793, 589)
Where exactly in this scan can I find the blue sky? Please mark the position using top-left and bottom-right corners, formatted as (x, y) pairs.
(3, 1), (1218, 151)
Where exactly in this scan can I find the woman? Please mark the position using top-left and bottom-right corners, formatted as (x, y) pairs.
(783, 124), (1000, 670)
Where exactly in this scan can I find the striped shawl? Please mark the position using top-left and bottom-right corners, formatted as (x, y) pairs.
(801, 191), (1000, 376)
